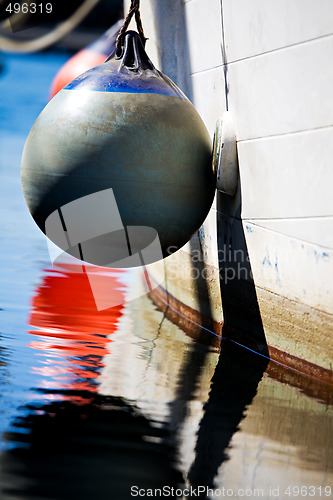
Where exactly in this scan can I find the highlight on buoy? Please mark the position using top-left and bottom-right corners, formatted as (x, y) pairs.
(21, 2), (216, 269)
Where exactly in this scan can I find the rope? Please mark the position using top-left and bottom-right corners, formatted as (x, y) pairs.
(116, 0), (146, 54)
(0, 0), (101, 53)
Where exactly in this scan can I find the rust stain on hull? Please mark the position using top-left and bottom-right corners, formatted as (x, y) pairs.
(149, 283), (333, 403)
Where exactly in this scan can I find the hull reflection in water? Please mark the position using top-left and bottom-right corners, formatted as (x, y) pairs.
(0, 265), (332, 499)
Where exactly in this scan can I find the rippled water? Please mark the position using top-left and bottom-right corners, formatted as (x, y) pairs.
(0, 52), (333, 500)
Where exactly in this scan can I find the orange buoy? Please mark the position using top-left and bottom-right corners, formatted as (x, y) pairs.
(49, 19), (123, 99)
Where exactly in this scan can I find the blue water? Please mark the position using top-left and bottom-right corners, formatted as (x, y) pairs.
(0, 51), (333, 500)
(0, 51), (70, 447)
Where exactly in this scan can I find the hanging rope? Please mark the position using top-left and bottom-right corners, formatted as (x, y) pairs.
(116, 0), (146, 54)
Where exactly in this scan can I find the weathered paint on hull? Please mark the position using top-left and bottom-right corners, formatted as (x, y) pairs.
(133, 0), (333, 378)
(147, 253), (333, 385)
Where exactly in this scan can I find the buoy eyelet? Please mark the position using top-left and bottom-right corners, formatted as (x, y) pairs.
(117, 31), (154, 72)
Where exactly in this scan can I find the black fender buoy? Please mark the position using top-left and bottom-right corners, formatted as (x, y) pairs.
(21, 31), (216, 268)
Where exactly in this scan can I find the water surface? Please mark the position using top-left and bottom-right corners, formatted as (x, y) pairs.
(0, 51), (332, 500)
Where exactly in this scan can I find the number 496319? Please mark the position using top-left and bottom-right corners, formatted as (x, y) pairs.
(284, 485), (332, 497)
(5, 3), (53, 14)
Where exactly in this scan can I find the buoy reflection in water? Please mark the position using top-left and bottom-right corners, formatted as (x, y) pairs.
(28, 263), (126, 401)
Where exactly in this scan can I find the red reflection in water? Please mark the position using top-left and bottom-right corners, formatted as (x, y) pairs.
(28, 264), (127, 396)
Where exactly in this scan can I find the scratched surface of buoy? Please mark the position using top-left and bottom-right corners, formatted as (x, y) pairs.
(21, 31), (216, 268)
